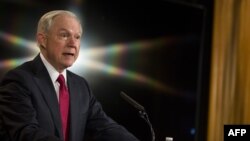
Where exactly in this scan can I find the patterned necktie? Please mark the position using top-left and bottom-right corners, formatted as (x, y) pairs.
(57, 74), (69, 141)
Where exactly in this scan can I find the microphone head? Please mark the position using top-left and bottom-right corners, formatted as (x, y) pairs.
(120, 91), (145, 111)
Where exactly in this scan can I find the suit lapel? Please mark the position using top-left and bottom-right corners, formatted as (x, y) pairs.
(31, 55), (63, 140)
(67, 72), (82, 141)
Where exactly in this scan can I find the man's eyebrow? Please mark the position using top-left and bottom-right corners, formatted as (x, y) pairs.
(58, 28), (81, 35)
(58, 28), (68, 32)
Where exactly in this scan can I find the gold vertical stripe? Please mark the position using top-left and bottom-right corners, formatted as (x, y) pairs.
(207, 0), (250, 141)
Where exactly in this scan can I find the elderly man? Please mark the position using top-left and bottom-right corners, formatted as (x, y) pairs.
(0, 10), (139, 141)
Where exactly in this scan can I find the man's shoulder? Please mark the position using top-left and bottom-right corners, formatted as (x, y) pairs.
(66, 70), (89, 84)
(66, 71), (93, 94)
(5, 55), (43, 75)
(6, 60), (34, 75)
(0, 58), (39, 84)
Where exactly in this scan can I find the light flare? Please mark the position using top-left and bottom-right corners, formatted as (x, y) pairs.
(0, 31), (181, 95)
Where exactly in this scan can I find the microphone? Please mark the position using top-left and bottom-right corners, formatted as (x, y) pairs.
(120, 91), (155, 141)
(120, 91), (145, 112)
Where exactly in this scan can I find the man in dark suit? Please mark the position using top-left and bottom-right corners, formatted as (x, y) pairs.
(0, 10), (139, 141)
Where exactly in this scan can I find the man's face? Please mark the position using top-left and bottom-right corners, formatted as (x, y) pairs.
(42, 14), (82, 72)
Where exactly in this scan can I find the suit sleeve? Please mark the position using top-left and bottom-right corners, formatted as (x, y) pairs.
(83, 81), (140, 141)
(0, 71), (60, 141)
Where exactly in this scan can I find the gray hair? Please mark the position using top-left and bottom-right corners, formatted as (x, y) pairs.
(37, 10), (82, 34)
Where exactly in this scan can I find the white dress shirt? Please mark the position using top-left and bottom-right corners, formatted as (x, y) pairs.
(40, 53), (67, 101)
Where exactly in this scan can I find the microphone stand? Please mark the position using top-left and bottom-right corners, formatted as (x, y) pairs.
(120, 91), (155, 141)
(138, 110), (156, 141)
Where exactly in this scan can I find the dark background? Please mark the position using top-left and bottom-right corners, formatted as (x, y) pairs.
(0, 0), (213, 141)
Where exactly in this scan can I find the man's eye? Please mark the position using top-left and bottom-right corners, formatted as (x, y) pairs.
(58, 33), (69, 39)
(61, 33), (68, 37)
(75, 35), (81, 40)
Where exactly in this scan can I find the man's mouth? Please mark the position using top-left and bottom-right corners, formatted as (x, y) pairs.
(63, 53), (74, 56)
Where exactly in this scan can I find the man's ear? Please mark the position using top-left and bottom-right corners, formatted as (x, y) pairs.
(37, 33), (47, 48)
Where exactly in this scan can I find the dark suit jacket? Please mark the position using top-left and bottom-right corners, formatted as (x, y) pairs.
(0, 55), (139, 141)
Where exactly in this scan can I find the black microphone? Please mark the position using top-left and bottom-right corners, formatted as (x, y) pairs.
(120, 91), (145, 112)
(120, 91), (155, 141)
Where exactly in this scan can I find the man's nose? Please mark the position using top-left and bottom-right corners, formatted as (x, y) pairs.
(67, 36), (79, 46)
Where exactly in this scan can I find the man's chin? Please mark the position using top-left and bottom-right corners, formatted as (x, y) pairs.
(63, 62), (74, 69)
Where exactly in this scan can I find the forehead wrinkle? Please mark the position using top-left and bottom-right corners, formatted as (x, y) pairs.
(51, 15), (82, 34)
(57, 28), (82, 36)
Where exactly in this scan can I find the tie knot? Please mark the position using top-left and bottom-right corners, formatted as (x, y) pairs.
(57, 74), (66, 86)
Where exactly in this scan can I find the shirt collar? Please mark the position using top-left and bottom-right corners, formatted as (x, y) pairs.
(40, 53), (67, 84)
